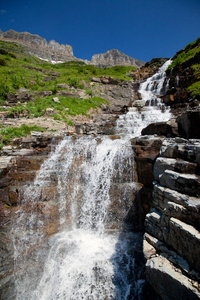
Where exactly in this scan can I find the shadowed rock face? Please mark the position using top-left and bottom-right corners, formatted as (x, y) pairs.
(91, 49), (145, 68)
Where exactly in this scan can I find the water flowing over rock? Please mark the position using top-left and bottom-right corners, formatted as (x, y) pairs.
(116, 60), (172, 137)
(1, 60), (187, 300)
(10, 136), (146, 300)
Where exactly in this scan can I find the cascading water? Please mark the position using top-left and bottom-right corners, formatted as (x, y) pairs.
(12, 60), (172, 300)
(116, 59), (172, 137)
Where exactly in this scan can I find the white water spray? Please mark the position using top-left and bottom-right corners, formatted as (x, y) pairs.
(12, 60), (172, 300)
(116, 59), (172, 137)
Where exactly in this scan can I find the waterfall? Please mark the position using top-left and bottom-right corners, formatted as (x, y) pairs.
(12, 60), (172, 300)
(116, 59), (172, 137)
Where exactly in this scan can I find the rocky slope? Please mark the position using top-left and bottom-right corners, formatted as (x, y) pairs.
(162, 37), (200, 112)
(0, 29), (75, 62)
(0, 29), (145, 67)
(91, 48), (145, 68)
(0, 34), (200, 299)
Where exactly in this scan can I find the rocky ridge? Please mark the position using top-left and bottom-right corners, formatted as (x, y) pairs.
(0, 29), (145, 67)
(0, 29), (75, 62)
(91, 48), (145, 68)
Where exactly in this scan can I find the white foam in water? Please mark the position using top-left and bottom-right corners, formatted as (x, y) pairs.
(116, 59), (172, 137)
(31, 230), (116, 300)
(12, 60), (172, 300)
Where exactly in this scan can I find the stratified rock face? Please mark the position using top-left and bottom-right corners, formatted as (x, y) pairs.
(91, 49), (145, 68)
(1, 29), (75, 62)
(143, 138), (200, 299)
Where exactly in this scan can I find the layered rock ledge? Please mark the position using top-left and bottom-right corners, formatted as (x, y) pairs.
(143, 138), (200, 299)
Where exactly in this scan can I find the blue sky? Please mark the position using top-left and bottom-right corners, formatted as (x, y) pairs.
(0, 0), (200, 62)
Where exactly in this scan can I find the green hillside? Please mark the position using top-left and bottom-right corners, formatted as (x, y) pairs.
(167, 37), (200, 99)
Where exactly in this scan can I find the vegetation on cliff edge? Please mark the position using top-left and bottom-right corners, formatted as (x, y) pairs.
(0, 124), (45, 149)
(167, 37), (200, 70)
(167, 37), (200, 99)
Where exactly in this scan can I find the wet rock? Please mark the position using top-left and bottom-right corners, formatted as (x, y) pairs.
(132, 136), (164, 223)
(132, 100), (146, 108)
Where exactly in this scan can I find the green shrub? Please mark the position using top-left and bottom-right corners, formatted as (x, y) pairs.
(0, 49), (8, 55)
(0, 81), (10, 98)
(0, 58), (7, 66)
(187, 81), (200, 99)
(67, 77), (84, 89)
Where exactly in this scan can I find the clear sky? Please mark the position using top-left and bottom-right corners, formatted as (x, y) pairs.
(0, 0), (200, 62)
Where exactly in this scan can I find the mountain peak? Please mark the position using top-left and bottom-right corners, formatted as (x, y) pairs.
(0, 29), (145, 67)
(91, 49), (145, 68)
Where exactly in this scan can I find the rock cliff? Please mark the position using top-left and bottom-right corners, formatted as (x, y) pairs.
(144, 137), (200, 299)
(91, 49), (145, 68)
(0, 29), (75, 62)
(0, 30), (145, 67)
(131, 37), (200, 298)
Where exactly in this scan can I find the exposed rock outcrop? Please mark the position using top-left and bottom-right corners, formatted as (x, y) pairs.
(131, 136), (165, 223)
(0, 30), (145, 67)
(0, 134), (64, 299)
(131, 58), (169, 82)
(91, 49), (145, 68)
(143, 138), (200, 299)
(162, 38), (200, 111)
(0, 29), (75, 62)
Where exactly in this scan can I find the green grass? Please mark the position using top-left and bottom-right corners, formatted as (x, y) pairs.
(0, 124), (46, 148)
(187, 81), (200, 99)
(191, 64), (200, 77)
(5, 95), (108, 119)
(0, 40), (136, 103)
(0, 41), (135, 98)
(167, 37), (200, 70)
(0, 40), (135, 131)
